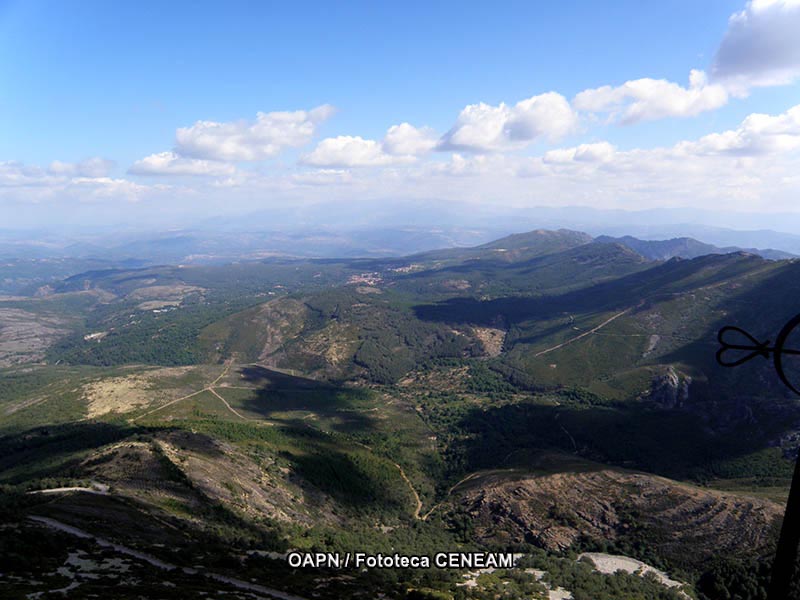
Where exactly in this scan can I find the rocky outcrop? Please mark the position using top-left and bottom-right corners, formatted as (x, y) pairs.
(647, 366), (692, 409)
(453, 466), (781, 567)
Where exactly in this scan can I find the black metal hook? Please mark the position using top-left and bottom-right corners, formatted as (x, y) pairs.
(716, 325), (772, 366)
(716, 315), (800, 396)
(717, 313), (800, 599)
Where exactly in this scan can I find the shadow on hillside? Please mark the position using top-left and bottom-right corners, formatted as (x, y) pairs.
(232, 366), (410, 511)
(0, 422), (137, 484)
(450, 400), (793, 484)
(238, 365), (331, 390)
(412, 254), (769, 327)
(657, 261), (800, 421)
(233, 365), (377, 434)
(434, 258), (800, 482)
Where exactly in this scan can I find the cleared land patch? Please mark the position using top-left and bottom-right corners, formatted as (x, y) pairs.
(82, 366), (199, 417)
(0, 307), (69, 366)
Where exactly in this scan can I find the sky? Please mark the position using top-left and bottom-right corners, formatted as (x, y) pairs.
(1, 0), (800, 230)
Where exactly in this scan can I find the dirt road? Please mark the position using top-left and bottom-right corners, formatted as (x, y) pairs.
(28, 516), (309, 600)
(534, 305), (639, 357)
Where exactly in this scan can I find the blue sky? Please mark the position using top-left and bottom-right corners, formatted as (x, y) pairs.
(1, 0), (800, 228)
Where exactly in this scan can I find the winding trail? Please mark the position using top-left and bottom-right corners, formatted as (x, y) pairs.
(27, 485), (109, 496)
(394, 461), (423, 520)
(534, 308), (633, 357)
(351, 440), (423, 519)
(28, 516), (309, 600)
(133, 362), (233, 422)
(421, 473), (482, 521)
(208, 387), (254, 421)
(133, 389), (205, 422)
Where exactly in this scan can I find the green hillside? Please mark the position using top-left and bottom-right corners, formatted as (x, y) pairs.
(2, 229), (798, 599)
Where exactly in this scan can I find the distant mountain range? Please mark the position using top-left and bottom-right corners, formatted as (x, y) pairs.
(0, 225), (796, 266)
(594, 234), (795, 261)
(1, 226), (795, 296)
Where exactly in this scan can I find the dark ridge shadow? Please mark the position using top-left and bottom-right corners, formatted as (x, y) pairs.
(233, 366), (377, 434)
(444, 260), (800, 483)
(238, 365), (334, 390)
(412, 253), (770, 327)
(657, 260), (800, 424)
(451, 400), (793, 484)
(0, 422), (139, 484)
(289, 448), (411, 511)
(156, 428), (227, 458)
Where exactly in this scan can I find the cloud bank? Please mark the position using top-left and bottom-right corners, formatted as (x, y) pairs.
(174, 105), (336, 162)
(712, 0), (800, 92)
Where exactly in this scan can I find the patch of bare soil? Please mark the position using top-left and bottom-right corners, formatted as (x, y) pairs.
(136, 300), (180, 311)
(455, 467), (781, 565)
(0, 308), (69, 366)
(128, 285), (204, 301)
(301, 322), (360, 368)
(442, 279), (471, 291)
(154, 431), (323, 525)
(398, 366), (470, 391)
(255, 298), (311, 361)
(471, 326), (506, 357)
(355, 286), (382, 295)
(80, 433), (320, 528)
(81, 367), (194, 417)
(579, 553), (685, 590)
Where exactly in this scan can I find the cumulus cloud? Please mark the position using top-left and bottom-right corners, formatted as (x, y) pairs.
(0, 162), (55, 188)
(302, 135), (416, 167)
(565, 106), (800, 208)
(428, 153), (502, 177)
(388, 102), (800, 212)
(66, 177), (152, 202)
(544, 142), (616, 164)
(572, 1), (800, 126)
(0, 160), (162, 206)
(129, 152), (236, 176)
(175, 104), (335, 161)
(383, 123), (438, 155)
(677, 103), (800, 155)
(302, 122), (437, 168)
(573, 70), (728, 124)
(712, 0), (800, 91)
(438, 92), (577, 152)
(48, 157), (115, 178)
(291, 169), (354, 186)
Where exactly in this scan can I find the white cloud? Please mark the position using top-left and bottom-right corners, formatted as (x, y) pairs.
(66, 177), (152, 202)
(302, 135), (417, 168)
(175, 104), (335, 161)
(573, 70), (729, 124)
(383, 123), (438, 155)
(7, 99), (800, 221)
(677, 103), (800, 155)
(544, 142), (616, 164)
(48, 157), (115, 177)
(0, 160), (161, 205)
(428, 153), (503, 177)
(0, 162), (55, 188)
(302, 122), (438, 168)
(129, 152), (236, 176)
(291, 169), (354, 186)
(382, 103), (800, 212)
(439, 92), (577, 152)
(571, 1), (800, 127)
(712, 0), (800, 92)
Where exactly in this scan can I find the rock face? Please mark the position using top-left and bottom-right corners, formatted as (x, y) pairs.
(454, 467), (780, 567)
(648, 366), (692, 409)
